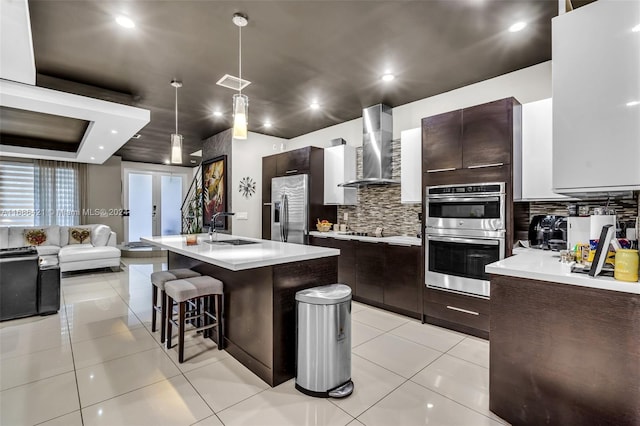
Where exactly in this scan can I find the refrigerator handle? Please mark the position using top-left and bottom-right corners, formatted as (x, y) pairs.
(283, 194), (289, 242)
(280, 194), (285, 242)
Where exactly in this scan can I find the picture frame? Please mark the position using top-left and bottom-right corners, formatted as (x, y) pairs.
(202, 155), (227, 230)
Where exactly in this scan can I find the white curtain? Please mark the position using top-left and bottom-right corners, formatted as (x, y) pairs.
(34, 160), (86, 226)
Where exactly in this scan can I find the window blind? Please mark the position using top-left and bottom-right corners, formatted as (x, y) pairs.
(0, 161), (36, 226)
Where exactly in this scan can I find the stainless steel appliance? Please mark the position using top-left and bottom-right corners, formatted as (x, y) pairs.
(271, 174), (309, 244)
(295, 284), (353, 398)
(425, 183), (506, 298)
(338, 104), (399, 187)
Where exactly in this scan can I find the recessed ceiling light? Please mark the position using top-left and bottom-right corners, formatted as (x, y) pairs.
(111, 129), (118, 134)
(626, 100), (640, 107)
(90, 157), (95, 160)
(508, 21), (527, 32)
(633, 24), (640, 32)
(381, 73), (395, 82)
(310, 101), (320, 110)
(164, 159), (170, 164)
(264, 121), (272, 128)
(115, 15), (135, 29)
(98, 146), (104, 150)
(213, 111), (223, 117)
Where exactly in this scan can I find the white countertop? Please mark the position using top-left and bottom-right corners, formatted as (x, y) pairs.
(486, 248), (640, 295)
(141, 234), (339, 271)
(309, 231), (421, 246)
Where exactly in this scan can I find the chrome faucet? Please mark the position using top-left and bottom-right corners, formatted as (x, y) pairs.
(209, 212), (235, 241)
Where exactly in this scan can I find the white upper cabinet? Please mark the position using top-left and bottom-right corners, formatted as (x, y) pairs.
(519, 98), (568, 201)
(400, 128), (421, 203)
(324, 145), (357, 205)
(552, 0), (640, 194)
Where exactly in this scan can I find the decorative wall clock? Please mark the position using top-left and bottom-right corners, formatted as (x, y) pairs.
(238, 176), (256, 199)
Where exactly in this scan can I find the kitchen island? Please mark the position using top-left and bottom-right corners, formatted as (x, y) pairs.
(142, 234), (339, 387)
(486, 249), (639, 425)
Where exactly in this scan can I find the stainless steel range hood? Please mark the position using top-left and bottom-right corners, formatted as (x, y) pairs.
(338, 104), (399, 188)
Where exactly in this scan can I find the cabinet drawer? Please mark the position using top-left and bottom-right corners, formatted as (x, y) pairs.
(424, 301), (489, 332)
(425, 288), (489, 315)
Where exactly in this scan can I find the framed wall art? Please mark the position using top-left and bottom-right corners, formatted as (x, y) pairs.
(202, 155), (227, 229)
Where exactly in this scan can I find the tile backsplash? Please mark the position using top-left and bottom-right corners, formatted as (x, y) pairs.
(337, 140), (421, 237)
(514, 195), (639, 240)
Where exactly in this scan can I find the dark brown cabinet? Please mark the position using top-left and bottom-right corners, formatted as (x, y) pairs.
(261, 155), (277, 240)
(423, 110), (462, 173)
(276, 148), (311, 176)
(423, 287), (489, 339)
(462, 98), (514, 168)
(355, 241), (385, 304)
(422, 97), (520, 174)
(309, 236), (421, 317)
(262, 147), (336, 240)
(309, 236), (356, 294)
(384, 244), (420, 314)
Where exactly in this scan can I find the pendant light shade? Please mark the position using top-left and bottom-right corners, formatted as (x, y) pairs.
(170, 133), (183, 163)
(233, 93), (248, 139)
(232, 13), (249, 140)
(170, 80), (183, 164)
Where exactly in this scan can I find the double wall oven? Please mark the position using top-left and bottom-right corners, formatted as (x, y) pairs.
(425, 183), (506, 299)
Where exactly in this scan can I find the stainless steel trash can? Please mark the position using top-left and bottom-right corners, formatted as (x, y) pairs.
(295, 284), (354, 398)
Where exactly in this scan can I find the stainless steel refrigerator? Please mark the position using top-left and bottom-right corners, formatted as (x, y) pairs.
(271, 174), (309, 244)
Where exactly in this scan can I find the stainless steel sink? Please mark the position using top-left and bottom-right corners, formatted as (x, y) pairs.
(204, 239), (259, 246)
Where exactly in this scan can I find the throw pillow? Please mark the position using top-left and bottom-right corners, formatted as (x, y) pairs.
(24, 228), (48, 246)
(69, 227), (91, 245)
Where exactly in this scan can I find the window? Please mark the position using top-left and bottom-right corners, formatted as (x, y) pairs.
(0, 160), (81, 226)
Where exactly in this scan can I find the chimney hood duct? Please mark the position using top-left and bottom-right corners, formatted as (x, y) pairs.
(338, 104), (399, 188)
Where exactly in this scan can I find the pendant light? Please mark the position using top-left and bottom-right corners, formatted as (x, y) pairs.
(170, 80), (183, 164)
(232, 13), (248, 140)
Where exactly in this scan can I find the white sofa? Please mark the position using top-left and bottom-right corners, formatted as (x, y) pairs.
(0, 224), (121, 272)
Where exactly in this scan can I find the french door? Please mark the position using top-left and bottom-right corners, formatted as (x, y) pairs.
(123, 171), (185, 243)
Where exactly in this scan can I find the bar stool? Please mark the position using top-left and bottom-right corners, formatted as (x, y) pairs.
(165, 276), (224, 363)
(150, 269), (201, 344)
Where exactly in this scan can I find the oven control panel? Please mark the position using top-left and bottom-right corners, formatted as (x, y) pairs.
(427, 183), (504, 196)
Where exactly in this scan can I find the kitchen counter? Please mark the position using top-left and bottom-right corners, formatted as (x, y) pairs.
(488, 248), (640, 424)
(142, 234), (339, 271)
(142, 233), (338, 387)
(309, 230), (421, 246)
(486, 248), (639, 294)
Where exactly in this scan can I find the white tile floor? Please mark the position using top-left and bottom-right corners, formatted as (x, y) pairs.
(0, 257), (510, 426)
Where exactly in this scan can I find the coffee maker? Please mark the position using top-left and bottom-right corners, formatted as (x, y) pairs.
(528, 215), (568, 250)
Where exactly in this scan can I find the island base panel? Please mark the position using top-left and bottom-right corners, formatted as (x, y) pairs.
(490, 275), (640, 425)
(168, 252), (338, 387)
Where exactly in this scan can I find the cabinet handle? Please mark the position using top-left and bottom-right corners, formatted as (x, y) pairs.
(446, 306), (479, 316)
(426, 167), (456, 173)
(263, 203), (272, 206)
(466, 163), (504, 169)
(387, 243), (412, 247)
(285, 169), (298, 174)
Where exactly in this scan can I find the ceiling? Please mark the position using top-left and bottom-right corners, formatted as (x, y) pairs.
(25, 0), (595, 165)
